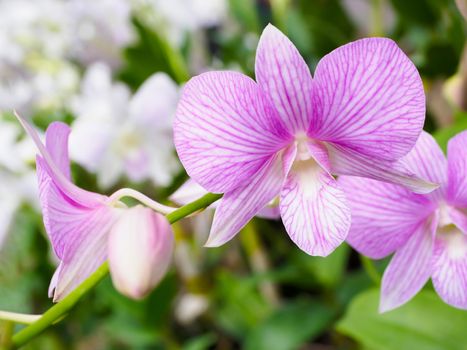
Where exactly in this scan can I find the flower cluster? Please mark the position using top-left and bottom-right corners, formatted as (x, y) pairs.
(15, 24), (466, 315)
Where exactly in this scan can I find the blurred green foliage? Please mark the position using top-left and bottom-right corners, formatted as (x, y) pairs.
(337, 288), (467, 350)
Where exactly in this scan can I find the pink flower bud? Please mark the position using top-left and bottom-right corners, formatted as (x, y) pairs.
(108, 205), (174, 299)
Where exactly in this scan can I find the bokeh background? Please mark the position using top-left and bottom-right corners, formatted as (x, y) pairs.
(1, 0), (467, 349)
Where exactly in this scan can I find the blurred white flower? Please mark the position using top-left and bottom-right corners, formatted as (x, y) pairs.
(70, 62), (180, 189)
(134, 0), (227, 45)
(0, 118), (39, 246)
(0, 0), (78, 113)
(0, 0), (134, 114)
(68, 0), (135, 69)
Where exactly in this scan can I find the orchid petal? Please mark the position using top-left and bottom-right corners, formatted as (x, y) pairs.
(380, 217), (437, 312)
(51, 205), (120, 301)
(448, 207), (467, 233)
(399, 131), (447, 202)
(327, 143), (437, 194)
(206, 146), (296, 247)
(69, 118), (114, 173)
(45, 122), (71, 180)
(170, 179), (208, 206)
(16, 114), (105, 206)
(255, 24), (313, 133)
(312, 38), (425, 160)
(256, 205), (280, 219)
(174, 71), (291, 193)
(280, 161), (351, 257)
(339, 176), (432, 259)
(431, 229), (467, 309)
(129, 72), (179, 130)
(447, 131), (467, 207)
(33, 121), (122, 301)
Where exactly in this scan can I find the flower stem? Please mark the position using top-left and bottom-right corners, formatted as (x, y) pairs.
(109, 188), (179, 214)
(240, 222), (281, 306)
(11, 192), (222, 348)
(159, 35), (190, 84)
(0, 312), (42, 325)
(359, 255), (381, 285)
(0, 321), (14, 350)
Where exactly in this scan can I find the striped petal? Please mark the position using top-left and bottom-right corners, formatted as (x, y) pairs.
(398, 131), (447, 203)
(339, 176), (433, 259)
(255, 24), (313, 133)
(448, 207), (467, 233)
(311, 38), (425, 161)
(45, 123), (72, 180)
(48, 204), (120, 301)
(206, 146), (296, 247)
(174, 71), (291, 193)
(16, 115), (105, 206)
(280, 159), (351, 257)
(431, 228), (467, 309)
(447, 131), (467, 207)
(327, 143), (437, 194)
(380, 216), (437, 312)
(29, 120), (122, 301)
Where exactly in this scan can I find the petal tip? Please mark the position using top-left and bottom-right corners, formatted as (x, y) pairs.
(411, 180), (440, 194)
(378, 296), (399, 313)
(203, 236), (223, 248)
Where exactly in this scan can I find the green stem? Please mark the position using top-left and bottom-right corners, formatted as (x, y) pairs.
(11, 193), (222, 348)
(159, 35), (190, 84)
(0, 321), (14, 350)
(359, 255), (381, 286)
(240, 222), (280, 306)
(370, 0), (383, 36)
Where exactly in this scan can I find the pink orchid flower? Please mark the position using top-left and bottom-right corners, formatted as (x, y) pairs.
(340, 131), (467, 312)
(174, 24), (434, 256)
(17, 116), (174, 301)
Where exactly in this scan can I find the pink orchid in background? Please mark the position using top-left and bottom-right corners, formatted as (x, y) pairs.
(16, 115), (175, 301)
(170, 178), (280, 219)
(340, 131), (467, 312)
(174, 24), (434, 256)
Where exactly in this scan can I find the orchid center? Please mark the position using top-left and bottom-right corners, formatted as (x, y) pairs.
(290, 133), (327, 198)
(437, 202), (453, 228)
(115, 126), (142, 156)
(437, 225), (467, 260)
(295, 132), (313, 161)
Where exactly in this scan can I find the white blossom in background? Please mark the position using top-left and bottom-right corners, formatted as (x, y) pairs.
(68, 0), (135, 69)
(0, 118), (39, 246)
(0, 0), (134, 115)
(0, 0), (78, 114)
(70, 62), (180, 189)
(133, 0), (227, 45)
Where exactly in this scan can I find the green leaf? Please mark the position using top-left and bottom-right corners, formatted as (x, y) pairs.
(229, 0), (260, 33)
(292, 243), (350, 288)
(213, 270), (273, 338)
(337, 288), (467, 350)
(434, 112), (467, 151)
(245, 298), (336, 350)
(183, 333), (217, 350)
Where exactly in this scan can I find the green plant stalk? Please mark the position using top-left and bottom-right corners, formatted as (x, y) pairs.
(11, 193), (222, 348)
(159, 35), (190, 84)
(270, 0), (291, 32)
(359, 255), (381, 286)
(0, 321), (14, 350)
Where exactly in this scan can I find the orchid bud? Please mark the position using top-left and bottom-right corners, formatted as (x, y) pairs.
(108, 205), (174, 300)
